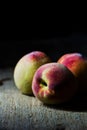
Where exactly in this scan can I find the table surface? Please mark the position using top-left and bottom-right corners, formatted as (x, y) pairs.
(0, 68), (87, 130)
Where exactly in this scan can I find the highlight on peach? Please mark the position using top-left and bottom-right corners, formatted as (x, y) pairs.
(32, 62), (78, 104)
(13, 51), (51, 95)
(58, 52), (87, 92)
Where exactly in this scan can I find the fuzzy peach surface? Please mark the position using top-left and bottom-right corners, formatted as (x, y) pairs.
(58, 53), (87, 91)
(32, 63), (78, 104)
(58, 53), (84, 75)
(14, 51), (51, 95)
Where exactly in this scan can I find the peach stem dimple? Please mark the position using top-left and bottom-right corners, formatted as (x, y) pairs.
(40, 79), (47, 88)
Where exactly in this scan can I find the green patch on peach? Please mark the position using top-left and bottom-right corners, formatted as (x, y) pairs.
(14, 51), (51, 95)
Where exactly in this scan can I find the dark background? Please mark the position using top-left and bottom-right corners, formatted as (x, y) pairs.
(0, 24), (87, 67)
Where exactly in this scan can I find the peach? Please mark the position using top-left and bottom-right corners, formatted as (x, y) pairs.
(14, 51), (51, 95)
(32, 63), (78, 104)
(58, 52), (87, 92)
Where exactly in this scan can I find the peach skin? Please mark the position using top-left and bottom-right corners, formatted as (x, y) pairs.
(32, 63), (78, 104)
(58, 52), (87, 92)
(14, 51), (51, 95)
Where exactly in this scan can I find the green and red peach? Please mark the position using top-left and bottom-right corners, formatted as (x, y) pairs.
(58, 52), (87, 92)
(14, 51), (51, 95)
(32, 63), (78, 104)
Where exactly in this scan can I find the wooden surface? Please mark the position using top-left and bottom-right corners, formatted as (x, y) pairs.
(0, 68), (87, 130)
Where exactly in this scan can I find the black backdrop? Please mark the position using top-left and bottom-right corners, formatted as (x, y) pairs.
(0, 24), (87, 67)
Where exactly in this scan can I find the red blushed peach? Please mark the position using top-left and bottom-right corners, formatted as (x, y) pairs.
(14, 51), (51, 95)
(58, 53), (87, 92)
(32, 63), (78, 104)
